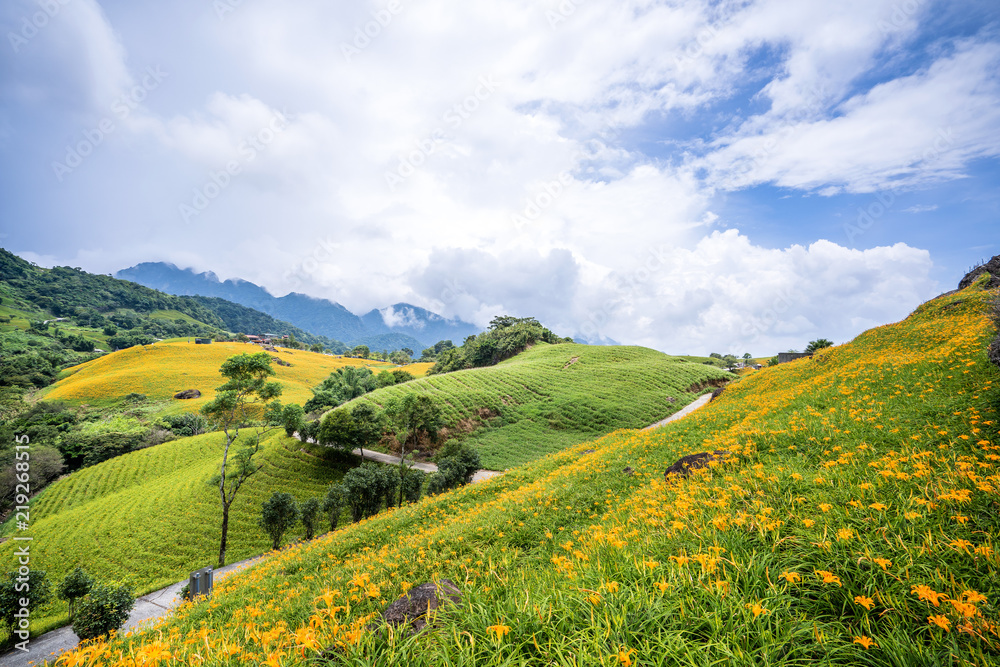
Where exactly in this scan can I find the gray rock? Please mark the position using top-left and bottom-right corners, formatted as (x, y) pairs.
(173, 389), (201, 399)
(664, 450), (729, 478)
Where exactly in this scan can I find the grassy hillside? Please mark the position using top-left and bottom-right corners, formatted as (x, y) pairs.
(39, 340), (430, 415)
(0, 430), (353, 640)
(353, 343), (730, 470)
(48, 279), (1000, 666)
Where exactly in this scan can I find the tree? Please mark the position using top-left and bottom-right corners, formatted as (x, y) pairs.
(320, 484), (345, 532)
(259, 491), (301, 550)
(0, 570), (51, 642)
(277, 403), (305, 437)
(384, 394), (442, 465)
(58, 567), (94, 622)
(805, 339), (834, 354)
(300, 497), (321, 540)
(341, 463), (387, 522)
(399, 465), (426, 505)
(72, 583), (134, 641)
(709, 352), (723, 359)
(201, 352), (283, 568)
(351, 402), (383, 456)
(318, 407), (357, 453)
(310, 343), (324, 353)
(351, 344), (370, 359)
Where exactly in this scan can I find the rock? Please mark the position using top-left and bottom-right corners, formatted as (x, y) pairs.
(958, 255), (1000, 290)
(372, 579), (462, 634)
(710, 386), (725, 402)
(271, 356), (292, 367)
(665, 396), (676, 404)
(173, 389), (201, 399)
(664, 450), (729, 478)
(623, 466), (634, 476)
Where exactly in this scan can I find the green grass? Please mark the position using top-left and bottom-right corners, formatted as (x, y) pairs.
(0, 431), (354, 641)
(148, 309), (205, 325)
(51, 279), (1000, 666)
(352, 343), (731, 469)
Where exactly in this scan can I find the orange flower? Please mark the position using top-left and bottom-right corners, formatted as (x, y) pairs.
(853, 635), (876, 649)
(779, 571), (801, 584)
(854, 595), (874, 611)
(745, 601), (768, 618)
(949, 600), (978, 618)
(871, 557), (892, 570)
(927, 615), (951, 631)
(617, 647), (636, 666)
(962, 590), (987, 605)
(911, 584), (947, 607)
(814, 570), (842, 586)
(486, 624), (511, 640)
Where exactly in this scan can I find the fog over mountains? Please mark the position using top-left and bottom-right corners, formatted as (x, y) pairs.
(116, 262), (480, 350)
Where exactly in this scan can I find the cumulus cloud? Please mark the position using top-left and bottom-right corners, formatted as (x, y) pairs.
(1, 0), (993, 355)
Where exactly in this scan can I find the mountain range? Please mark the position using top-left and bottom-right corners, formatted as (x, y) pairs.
(116, 262), (480, 351)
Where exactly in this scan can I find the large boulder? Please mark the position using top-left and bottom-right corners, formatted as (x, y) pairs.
(665, 450), (729, 478)
(173, 389), (201, 399)
(958, 255), (1000, 290)
(373, 579), (462, 634)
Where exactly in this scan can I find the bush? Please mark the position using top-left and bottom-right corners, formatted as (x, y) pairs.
(320, 485), (345, 532)
(259, 492), (301, 550)
(399, 465), (425, 504)
(341, 463), (391, 522)
(72, 583), (134, 641)
(425, 472), (450, 496)
(58, 567), (94, 622)
(0, 570), (51, 639)
(300, 497), (321, 540)
(160, 413), (207, 438)
(122, 393), (146, 403)
(436, 441), (481, 485)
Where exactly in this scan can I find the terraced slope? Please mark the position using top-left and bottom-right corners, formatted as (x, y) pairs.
(48, 279), (1000, 667)
(39, 340), (429, 415)
(0, 431), (350, 639)
(353, 343), (730, 469)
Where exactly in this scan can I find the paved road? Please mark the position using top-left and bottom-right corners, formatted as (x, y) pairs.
(643, 392), (713, 430)
(0, 557), (262, 667)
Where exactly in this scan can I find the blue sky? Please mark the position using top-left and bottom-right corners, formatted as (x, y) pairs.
(1, 0), (998, 354)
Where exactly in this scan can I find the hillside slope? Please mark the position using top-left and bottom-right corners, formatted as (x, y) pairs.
(51, 279), (1000, 666)
(39, 340), (429, 414)
(0, 431), (351, 640)
(350, 343), (731, 469)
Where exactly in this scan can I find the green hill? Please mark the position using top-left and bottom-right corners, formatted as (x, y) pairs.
(0, 430), (351, 639)
(46, 277), (1000, 666)
(350, 342), (732, 469)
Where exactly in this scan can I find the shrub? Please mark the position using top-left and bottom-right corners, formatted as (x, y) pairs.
(58, 567), (94, 622)
(399, 465), (425, 504)
(320, 485), (345, 532)
(299, 497), (321, 540)
(425, 471), (450, 496)
(72, 582), (134, 641)
(0, 570), (51, 639)
(340, 463), (391, 522)
(259, 492), (300, 550)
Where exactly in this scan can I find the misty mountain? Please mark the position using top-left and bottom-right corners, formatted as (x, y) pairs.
(116, 262), (480, 349)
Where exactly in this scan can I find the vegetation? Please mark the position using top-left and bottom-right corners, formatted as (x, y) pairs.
(0, 570), (51, 647)
(58, 567), (94, 622)
(0, 430), (351, 640)
(201, 352), (284, 567)
(259, 491), (301, 550)
(350, 342), (731, 469)
(805, 338), (835, 354)
(428, 315), (572, 374)
(49, 278), (1000, 666)
(71, 582), (134, 642)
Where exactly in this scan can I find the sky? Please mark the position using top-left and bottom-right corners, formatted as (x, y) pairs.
(1, 0), (998, 356)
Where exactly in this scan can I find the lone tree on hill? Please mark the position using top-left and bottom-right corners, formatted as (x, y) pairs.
(202, 352), (283, 568)
(384, 393), (442, 466)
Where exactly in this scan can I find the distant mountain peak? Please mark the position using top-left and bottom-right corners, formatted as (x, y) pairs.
(115, 262), (479, 349)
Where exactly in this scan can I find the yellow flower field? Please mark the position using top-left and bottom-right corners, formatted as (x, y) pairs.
(40, 341), (429, 413)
